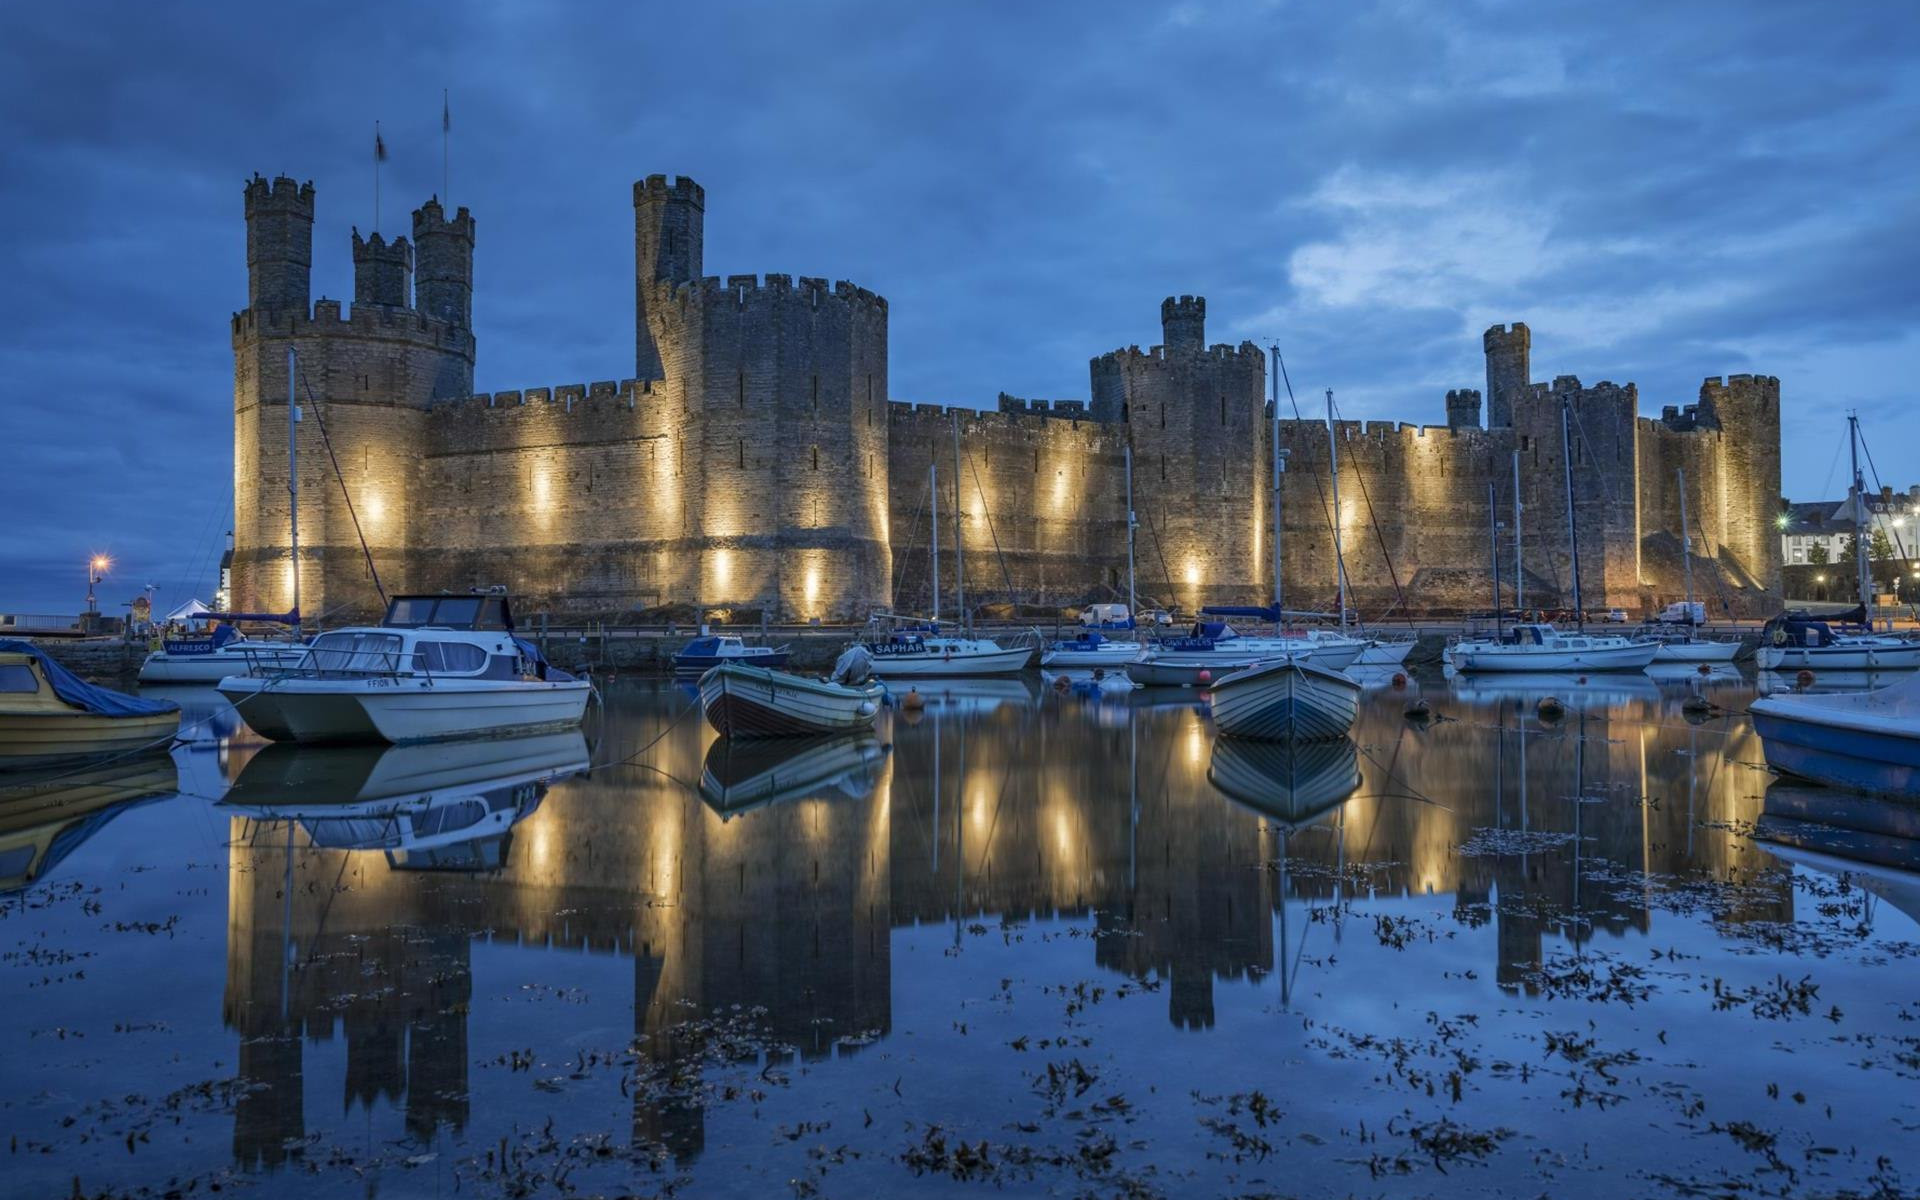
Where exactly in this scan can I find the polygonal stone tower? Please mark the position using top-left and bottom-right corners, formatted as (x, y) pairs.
(243, 174), (314, 314)
(412, 197), (474, 328)
(1483, 322), (1530, 428)
(351, 229), (412, 308)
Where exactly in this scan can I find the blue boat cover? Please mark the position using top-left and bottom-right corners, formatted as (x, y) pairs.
(0, 640), (179, 718)
(511, 637), (577, 683)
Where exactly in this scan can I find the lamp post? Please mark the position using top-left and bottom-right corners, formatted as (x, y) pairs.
(86, 554), (110, 617)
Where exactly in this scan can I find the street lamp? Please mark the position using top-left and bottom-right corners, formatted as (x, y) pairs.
(86, 554), (111, 617)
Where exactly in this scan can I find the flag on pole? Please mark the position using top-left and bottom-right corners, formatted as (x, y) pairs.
(375, 128), (388, 161)
(442, 91), (450, 132)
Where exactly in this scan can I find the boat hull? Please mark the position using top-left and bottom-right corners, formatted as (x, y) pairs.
(1751, 708), (1920, 800)
(0, 710), (181, 769)
(698, 664), (883, 737)
(1756, 641), (1920, 671)
(1447, 641), (1658, 673)
(865, 647), (1031, 678)
(1127, 651), (1285, 688)
(1651, 639), (1742, 664)
(218, 677), (591, 745)
(1039, 643), (1143, 668)
(671, 649), (791, 676)
(137, 646), (307, 685)
(1209, 660), (1361, 741)
(1357, 641), (1414, 667)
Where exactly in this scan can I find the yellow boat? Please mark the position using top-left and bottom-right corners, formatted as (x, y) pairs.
(0, 757), (180, 892)
(0, 641), (181, 770)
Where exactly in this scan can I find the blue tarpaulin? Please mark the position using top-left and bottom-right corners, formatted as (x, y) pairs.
(0, 640), (179, 718)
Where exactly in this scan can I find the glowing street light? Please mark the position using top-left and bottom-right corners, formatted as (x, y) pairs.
(86, 554), (112, 617)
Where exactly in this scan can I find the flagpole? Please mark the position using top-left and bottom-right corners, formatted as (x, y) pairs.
(442, 90), (449, 202)
(374, 120), (382, 231)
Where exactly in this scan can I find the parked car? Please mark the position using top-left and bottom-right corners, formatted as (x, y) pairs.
(1603, 608), (1629, 623)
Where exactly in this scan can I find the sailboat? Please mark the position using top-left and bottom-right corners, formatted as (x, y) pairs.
(1448, 395), (1657, 673)
(862, 439), (1034, 678)
(1757, 415), (1920, 672)
(1041, 443), (1145, 669)
(1649, 467), (1741, 663)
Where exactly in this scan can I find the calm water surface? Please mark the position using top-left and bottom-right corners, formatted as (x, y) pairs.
(3, 668), (1917, 1198)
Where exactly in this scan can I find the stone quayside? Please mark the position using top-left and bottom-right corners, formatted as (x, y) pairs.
(230, 173), (1781, 623)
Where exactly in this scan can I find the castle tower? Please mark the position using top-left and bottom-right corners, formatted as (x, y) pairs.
(412, 198), (474, 328)
(1483, 322), (1530, 428)
(1093, 297), (1265, 613)
(1161, 295), (1206, 353)
(351, 230), (412, 308)
(633, 175), (705, 381)
(244, 174), (314, 314)
(231, 174), (476, 621)
(1697, 374), (1783, 596)
(1446, 388), (1482, 430)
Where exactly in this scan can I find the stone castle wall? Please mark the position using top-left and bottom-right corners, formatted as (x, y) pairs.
(229, 170), (1783, 623)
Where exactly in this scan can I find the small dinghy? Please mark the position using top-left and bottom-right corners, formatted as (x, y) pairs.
(699, 662), (885, 738)
(1749, 671), (1920, 800)
(1207, 655), (1361, 742)
(0, 640), (181, 770)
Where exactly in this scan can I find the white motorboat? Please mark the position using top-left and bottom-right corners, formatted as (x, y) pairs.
(137, 623), (308, 684)
(1208, 656), (1361, 741)
(217, 592), (592, 745)
(861, 627), (1034, 678)
(1447, 623), (1657, 673)
(1749, 671), (1920, 800)
(671, 633), (791, 675)
(699, 662), (885, 737)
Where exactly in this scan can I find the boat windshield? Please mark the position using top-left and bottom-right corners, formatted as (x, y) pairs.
(305, 632), (407, 675)
(0, 663), (38, 692)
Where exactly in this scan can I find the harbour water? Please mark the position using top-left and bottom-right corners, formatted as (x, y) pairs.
(3, 669), (1916, 1197)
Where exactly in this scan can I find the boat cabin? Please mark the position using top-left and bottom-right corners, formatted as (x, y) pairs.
(382, 592), (514, 631)
(1764, 608), (1865, 648)
(1498, 623), (1618, 649)
(681, 635), (749, 657)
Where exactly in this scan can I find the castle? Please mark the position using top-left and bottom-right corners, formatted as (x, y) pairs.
(231, 172), (1782, 622)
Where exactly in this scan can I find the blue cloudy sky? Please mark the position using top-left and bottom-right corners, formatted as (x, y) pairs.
(2, 0), (1914, 614)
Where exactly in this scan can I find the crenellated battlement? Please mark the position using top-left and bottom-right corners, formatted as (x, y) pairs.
(231, 299), (474, 355)
(244, 173), (314, 216)
(632, 173), (705, 210)
(646, 272), (889, 314)
(412, 196), (474, 239)
(430, 378), (655, 414)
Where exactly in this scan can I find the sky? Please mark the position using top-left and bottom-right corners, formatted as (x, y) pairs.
(1, 0), (1915, 615)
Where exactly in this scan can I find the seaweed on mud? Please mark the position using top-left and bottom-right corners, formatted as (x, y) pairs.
(1456, 827), (1583, 857)
(1516, 951), (1656, 1005)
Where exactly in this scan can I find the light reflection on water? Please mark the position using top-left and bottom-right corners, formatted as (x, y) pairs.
(1, 670), (1916, 1197)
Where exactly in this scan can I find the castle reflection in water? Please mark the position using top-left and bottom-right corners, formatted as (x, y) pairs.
(217, 678), (1789, 1167)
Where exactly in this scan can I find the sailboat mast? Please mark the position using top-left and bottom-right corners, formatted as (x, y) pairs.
(1326, 389), (1346, 628)
(952, 413), (965, 632)
(930, 462), (939, 625)
(1677, 467), (1694, 612)
(1124, 444), (1137, 617)
(1561, 397), (1584, 628)
(1851, 414), (1871, 615)
(1512, 450), (1523, 612)
(1270, 361), (1284, 616)
(287, 347), (301, 635)
(1488, 480), (1501, 635)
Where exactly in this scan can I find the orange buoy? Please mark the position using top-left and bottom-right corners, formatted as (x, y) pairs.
(1196, 669), (1212, 684)
(902, 688), (925, 711)
(1796, 669), (1815, 689)
(1537, 696), (1565, 721)
(1696, 663), (1712, 676)
(1391, 671), (1408, 688)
